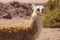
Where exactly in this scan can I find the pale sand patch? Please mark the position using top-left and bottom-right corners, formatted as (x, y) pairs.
(0, 18), (31, 30)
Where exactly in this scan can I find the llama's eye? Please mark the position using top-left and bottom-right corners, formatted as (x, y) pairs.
(37, 8), (40, 11)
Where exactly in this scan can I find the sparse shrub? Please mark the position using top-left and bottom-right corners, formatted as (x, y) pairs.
(43, 8), (60, 28)
(45, 0), (60, 10)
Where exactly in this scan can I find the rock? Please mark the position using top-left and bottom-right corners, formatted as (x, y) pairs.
(9, 1), (21, 8)
(2, 13), (12, 19)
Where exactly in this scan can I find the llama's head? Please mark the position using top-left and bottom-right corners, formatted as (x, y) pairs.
(31, 4), (44, 18)
(32, 5), (40, 14)
(32, 4), (45, 14)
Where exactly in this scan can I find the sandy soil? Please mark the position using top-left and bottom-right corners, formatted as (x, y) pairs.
(36, 28), (60, 40)
(0, 17), (31, 30)
(0, 18), (30, 26)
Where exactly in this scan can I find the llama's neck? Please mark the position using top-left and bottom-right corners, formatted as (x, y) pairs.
(29, 11), (38, 27)
(31, 9), (37, 19)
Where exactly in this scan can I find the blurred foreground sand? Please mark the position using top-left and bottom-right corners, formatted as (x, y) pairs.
(36, 28), (60, 40)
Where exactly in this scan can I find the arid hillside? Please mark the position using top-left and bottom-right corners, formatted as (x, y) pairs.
(0, 1), (33, 19)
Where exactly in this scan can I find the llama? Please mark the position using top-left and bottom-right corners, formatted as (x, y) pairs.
(26, 4), (44, 40)
(29, 4), (45, 27)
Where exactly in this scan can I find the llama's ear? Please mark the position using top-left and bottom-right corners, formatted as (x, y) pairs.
(32, 4), (35, 9)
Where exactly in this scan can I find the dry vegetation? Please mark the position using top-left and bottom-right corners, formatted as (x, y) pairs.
(43, 0), (60, 28)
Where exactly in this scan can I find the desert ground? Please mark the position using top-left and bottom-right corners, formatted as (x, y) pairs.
(36, 28), (60, 40)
